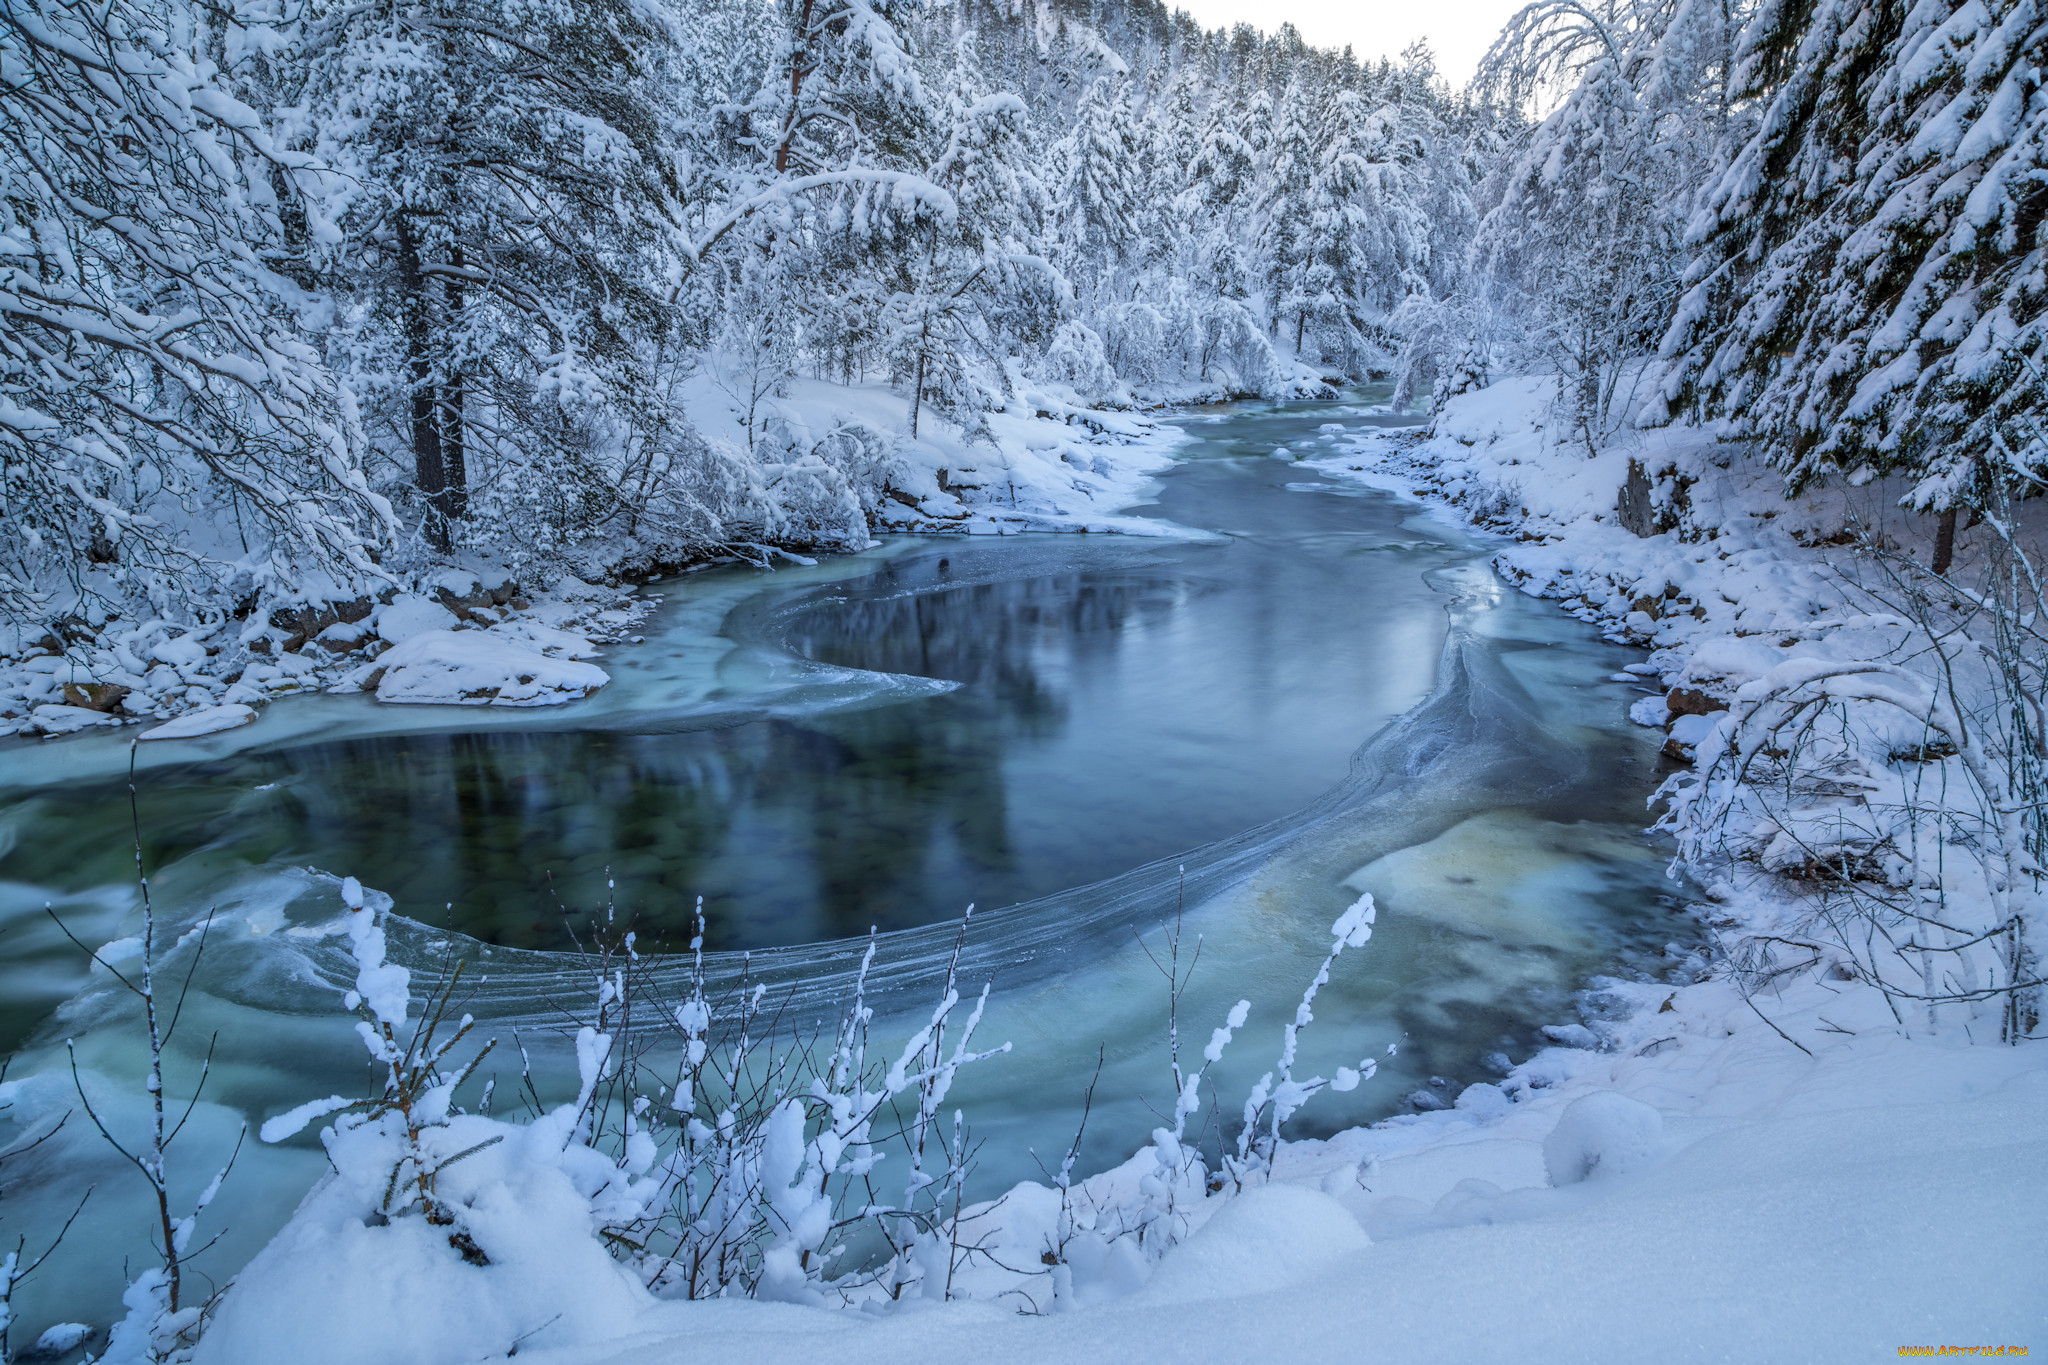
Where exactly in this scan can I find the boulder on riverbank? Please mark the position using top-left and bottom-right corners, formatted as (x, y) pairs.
(371, 630), (609, 706)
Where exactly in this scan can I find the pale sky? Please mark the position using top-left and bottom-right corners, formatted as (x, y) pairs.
(1170, 0), (1529, 88)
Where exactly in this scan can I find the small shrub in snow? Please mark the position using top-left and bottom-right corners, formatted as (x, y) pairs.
(261, 878), (502, 1250)
(43, 792), (246, 1362)
(1226, 894), (1386, 1187)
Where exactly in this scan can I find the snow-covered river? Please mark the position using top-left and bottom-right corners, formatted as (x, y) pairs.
(0, 393), (1696, 1329)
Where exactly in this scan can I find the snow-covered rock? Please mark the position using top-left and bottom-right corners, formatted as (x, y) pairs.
(1664, 711), (1723, 751)
(28, 703), (121, 734)
(1542, 1092), (1664, 1186)
(375, 595), (460, 645)
(485, 619), (600, 659)
(1133, 1184), (1368, 1305)
(372, 631), (608, 706)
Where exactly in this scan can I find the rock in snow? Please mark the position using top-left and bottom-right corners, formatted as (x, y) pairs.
(372, 631), (608, 706)
(1542, 1091), (1665, 1186)
(1665, 712), (1723, 748)
(1134, 1184), (1369, 1306)
(27, 703), (121, 735)
(375, 594), (461, 645)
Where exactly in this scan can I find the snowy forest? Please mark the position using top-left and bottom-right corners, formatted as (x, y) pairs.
(3, 0), (2045, 1356)
(8, 0), (2045, 625)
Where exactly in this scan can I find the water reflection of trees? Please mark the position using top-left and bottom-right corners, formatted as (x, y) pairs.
(9, 565), (1190, 956)
(312, 571), (1183, 948)
(786, 562), (1182, 735)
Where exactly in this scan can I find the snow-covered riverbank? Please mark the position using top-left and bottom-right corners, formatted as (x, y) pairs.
(0, 392), (1180, 741)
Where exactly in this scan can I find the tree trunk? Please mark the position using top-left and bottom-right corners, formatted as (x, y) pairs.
(1932, 506), (1957, 576)
(776, 0), (818, 173)
(443, 244), (467, 524)
(396, 218), (448, 553)
(911, 345), (926, 438)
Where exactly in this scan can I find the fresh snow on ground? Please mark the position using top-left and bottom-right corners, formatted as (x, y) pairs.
(193, 952), (2047, 1364)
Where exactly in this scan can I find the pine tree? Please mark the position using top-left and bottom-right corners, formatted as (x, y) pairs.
(892, 40), (1064, 437)
(1052, 74), (1143, 303)
(1472, 0), (1692, 451)
(1261, 78), (1319, 348)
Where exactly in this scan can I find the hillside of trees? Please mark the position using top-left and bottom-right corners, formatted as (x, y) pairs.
(5, 0), (2044, 626)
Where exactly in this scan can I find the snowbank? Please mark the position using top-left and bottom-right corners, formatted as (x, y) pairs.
(195, 1114), (657, 1365)
(198, 1001), (2047, 1364)
(669, 375), (1182, 543)
(0, 572), (647, 739)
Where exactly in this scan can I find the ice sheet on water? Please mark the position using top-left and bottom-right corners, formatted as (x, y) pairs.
(138, 703), (256, 740)
(1342, 811), (1659, 955)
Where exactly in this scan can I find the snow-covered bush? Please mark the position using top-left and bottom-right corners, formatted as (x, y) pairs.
(1225, 894), (1385, 1186)
(1034, 321), (1131, 410)
(1659, 512), (2043, 1042)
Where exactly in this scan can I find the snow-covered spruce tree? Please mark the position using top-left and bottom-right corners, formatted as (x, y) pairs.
(700, 0), (964, 437)
(1659, 0), (2048, 528)
(1260, 77), (1320, 351)
(1389, 89), (1500, 408)
(1180, 83), (1261, 302)
(1050, 74), (1143, 308)
(0, 0), (390, 629)
(1135, 82), (1294, 397)
(1134, 72), (1201, 281)
(884, 35), (1065, 440)
(1300, 89), (1438, 376)
(282, 0), (688, 557)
